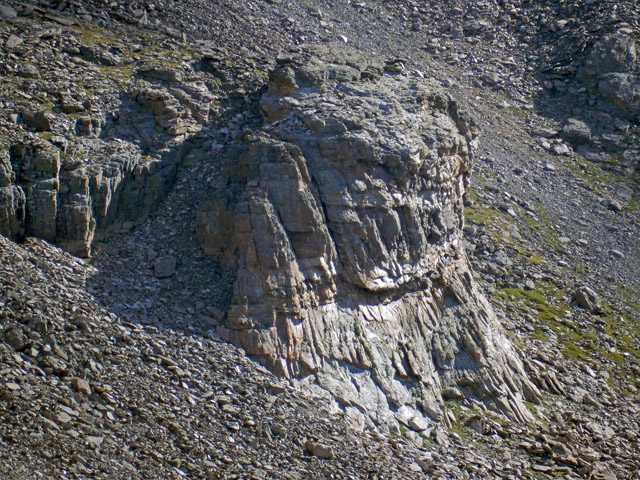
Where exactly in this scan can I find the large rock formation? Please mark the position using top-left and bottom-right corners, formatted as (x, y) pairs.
(0, 78), (213, 256)
(0, 149), (26, 239)
(196, 45), (541, 427)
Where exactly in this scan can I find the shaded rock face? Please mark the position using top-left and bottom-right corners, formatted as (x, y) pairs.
(0, 149), (26, 239)
(0, 138), (184, 257)
(598, 73), (640, 121)
(580, 28), (640, 121)
(197, 45), (540, 425)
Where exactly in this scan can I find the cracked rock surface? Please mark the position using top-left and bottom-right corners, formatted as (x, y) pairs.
(196, 44), (540, 426)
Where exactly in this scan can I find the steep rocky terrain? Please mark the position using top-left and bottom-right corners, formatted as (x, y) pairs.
(1, 0), (639, 479)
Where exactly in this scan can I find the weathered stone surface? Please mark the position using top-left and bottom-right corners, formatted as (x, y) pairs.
(598, 73), (640, 121)
(0, 5), (18, 18)
(22, 110), (53, 131)
(306, 440), (335, 459)
(560, 118), (591, 146)
(584, 31), (637, 78)
(197, 45), (540, 424)
(0, 150), (26, 239)
(0, 137), (187, 256)
(71, 377), (92, 395)
(1, 2), (639, 478)
(573, 286), (602, 313)
(10, 140), (60, 242)
(153, 254), (177, 278)
(576, 28), (640, 121)
(2, 324), (28, 351)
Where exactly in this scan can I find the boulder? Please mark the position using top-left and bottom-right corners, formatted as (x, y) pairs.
(22, 110), (53, 132)
(153, 255), (177, 278)
(573, 286), (602, 313)
(598, 73), (640, 121)
(584, 31), (637, 78)
(560, 118), (591, 146)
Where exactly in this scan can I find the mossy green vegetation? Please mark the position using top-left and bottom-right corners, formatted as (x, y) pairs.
(495, 280), (569, 324)
(444, 401), (469, 442)
(466, 173), (640, 379)
(38, 132), (54, 141)
(72, 24), (121, 46)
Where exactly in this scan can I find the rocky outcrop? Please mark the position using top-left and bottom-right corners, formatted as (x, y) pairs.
(0, 13), (226, 257)
(0, 137), (188, 256)
(0, 149), (26, 239)
(580, 27), (640, 121)
(196, 45), (541, 427)
(598, 72), (640, 121)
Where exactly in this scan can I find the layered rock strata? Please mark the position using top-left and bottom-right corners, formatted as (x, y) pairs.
(0, 137), (186, 257)
(0, 71), (214, 257)
(196, 45), (541, 426)
(0, 15), (221, 257)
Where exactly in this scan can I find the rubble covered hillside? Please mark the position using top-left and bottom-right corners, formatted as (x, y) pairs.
(1, 0), (639, 479)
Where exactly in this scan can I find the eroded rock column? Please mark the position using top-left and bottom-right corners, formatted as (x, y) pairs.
(197, 45), (540, 426)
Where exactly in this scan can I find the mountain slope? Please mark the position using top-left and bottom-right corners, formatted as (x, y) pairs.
(1, 0), (639, 479)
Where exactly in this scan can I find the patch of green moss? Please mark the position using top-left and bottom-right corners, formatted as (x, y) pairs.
(526, 254), (543, 265)
(448, 421), (468, 442)
(524, 401), (540, 419)
(505, 330), (525, 349)
(530, 328), (548, 342)
(494, 281), (620, 366)
(496, 282), (569, 324)
(73, 25), (121, 45)
(97, 65), (134, 86)
(560, 340), (590, 362)
(464, 202), (506, 227)
(38, 132), (54, 141)
(353, 321), (364, 338)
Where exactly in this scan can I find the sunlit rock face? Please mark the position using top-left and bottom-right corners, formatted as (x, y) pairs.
(197, 44), (540, 426)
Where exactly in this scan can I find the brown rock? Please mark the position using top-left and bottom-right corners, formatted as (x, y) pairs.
(71, 377), (92, 395)
(306, 440), (334, 459)
(196, 45), (540, 424)
(22, 110), (53, 131)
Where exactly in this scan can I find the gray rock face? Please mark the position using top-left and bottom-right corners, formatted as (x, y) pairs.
(584, 31), (637, 78)
(580, 28), (640, 121)
(0, 5), (17, 19)
(196, 45), (540, 425)
(9, 141), (61, 242)
(0, 138), (185, 257)
(0, 150), (26, 239)
(598, 73), (640, 121)
(560, 118), (591, 145)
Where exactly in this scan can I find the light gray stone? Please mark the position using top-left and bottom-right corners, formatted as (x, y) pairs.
(196, 45), (541, 424)
(573, 286), (601, 313)
(0, 5), (17, 18)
